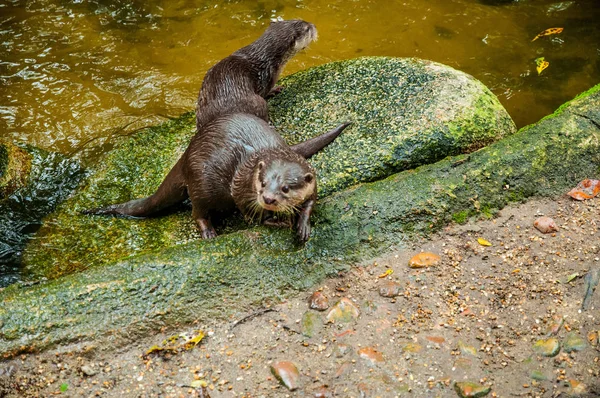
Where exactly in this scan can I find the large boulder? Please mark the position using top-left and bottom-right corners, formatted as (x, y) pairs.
(0, 80), (598, 357)
(21, 57), (515, 280)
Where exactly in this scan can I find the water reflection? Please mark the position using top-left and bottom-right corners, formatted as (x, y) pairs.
(1, 0), (599, 157)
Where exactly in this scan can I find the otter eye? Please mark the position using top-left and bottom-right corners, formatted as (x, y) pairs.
(282, 185), (290, 194)
(261, 181), (266, 188)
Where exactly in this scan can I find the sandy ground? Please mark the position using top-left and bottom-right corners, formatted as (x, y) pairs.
(1, 196), (599, 398)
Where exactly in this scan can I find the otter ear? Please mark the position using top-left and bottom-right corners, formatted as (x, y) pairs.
(304, 173), (314, 184)
(258, 161), (265, 171)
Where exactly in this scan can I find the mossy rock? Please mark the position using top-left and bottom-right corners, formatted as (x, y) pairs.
(1, 82), (598, 357)
(22, 57), (514, 280)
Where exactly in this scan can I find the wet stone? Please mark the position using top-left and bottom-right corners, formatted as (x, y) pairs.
(563, 332), (586, 353)
(458, 340), (478, 357)
(569, 379), (587, 395)
(534, 216), (558, 234)
(309, 291), (330, 311)
(335, 343), (350, 358)
(301, 311), (322, 338)
(358, 347), (384, 364)
(326, 298), (360, 323)
(402, 343), (423, 353)
(408, 252), (441, 268)
(533, 338), (561, 357)
(80, 365), (98, 377)
(453, 381), (491, 398)
(379, 281), (401, 298)
(270, 361), (300, 391)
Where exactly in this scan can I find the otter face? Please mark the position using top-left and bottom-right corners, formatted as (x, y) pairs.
(269, 19), (318, 54)
(254, 159), (315, 213)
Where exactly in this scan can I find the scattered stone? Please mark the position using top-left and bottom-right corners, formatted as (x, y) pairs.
(358, 347), (384, 364)
(533, 338), (561, 357)
(408, 252), (441, 268)
(309, 291), (330, 311)
(335, 343), (350, 358)
(458, 340), (478, 357)
(270, 361), (300, 391)
(311, 385), (333, 398)
(453, 381), (491, 397)
(587, 331), (599, 347)
(563, 332), (586, 353)
(545, 317), (564, 336)
(567, 179), (600, 201)
(402, 343), (423, 353)
(301, 311), (322, 338)
(426, 336), (445, 344)
(357, 382), (370, 397)
(534, 216), (558, 233)
(379, 281), (401, 297)
(80, 365), (98, 377)
(569, 379), (587, 395)
(530, 370), (549, 381)
(326, 298), (360, 323)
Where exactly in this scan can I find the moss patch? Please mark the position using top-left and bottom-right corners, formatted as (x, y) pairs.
(22, 57), (515, 279)
(1, 83), (599, 356)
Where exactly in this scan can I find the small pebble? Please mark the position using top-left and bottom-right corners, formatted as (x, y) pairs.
(534, 216), (558, 233)
(309, 291), (330, 311)
(270, 361), (300, 391)
(378, 281), (401, 297)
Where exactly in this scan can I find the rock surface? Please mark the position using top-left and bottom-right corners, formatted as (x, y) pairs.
(0, 74), (599, 357)
(21, 57), (515, 280)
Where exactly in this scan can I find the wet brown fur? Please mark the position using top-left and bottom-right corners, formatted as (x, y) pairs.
(84, 20), (351, 242)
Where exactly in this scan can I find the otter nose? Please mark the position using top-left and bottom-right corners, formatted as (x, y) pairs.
(263, 196), (277, 205)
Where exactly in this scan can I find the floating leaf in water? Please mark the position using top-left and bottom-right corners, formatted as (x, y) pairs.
(532, 27), (563, 41)
(477, 238), (492, 247)
(567, 179), (600, 201)
(378, 269), (393, 278)
(535, 57), (549, 75)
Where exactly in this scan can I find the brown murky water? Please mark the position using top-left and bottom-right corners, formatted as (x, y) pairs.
(1, 0), (599, 156)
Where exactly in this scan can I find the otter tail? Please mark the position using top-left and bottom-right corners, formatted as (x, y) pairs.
(291, 121), (352, 159)
(82, 158), (188, 218)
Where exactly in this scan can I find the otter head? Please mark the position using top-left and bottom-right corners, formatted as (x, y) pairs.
(267, 19), (318, 56)
(254, 158), (315, 214)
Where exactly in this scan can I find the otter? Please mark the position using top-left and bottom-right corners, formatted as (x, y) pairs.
(195, 19), (318, 131)
(84, 116), (351, 242)
(84, 20), (351, 241)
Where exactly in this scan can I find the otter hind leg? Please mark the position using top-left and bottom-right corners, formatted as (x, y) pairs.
(290, 121), (353, 159)
(82, 158), (188, 218)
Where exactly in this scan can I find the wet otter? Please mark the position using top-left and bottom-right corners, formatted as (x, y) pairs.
(84, 20), (351, 241)
(195, 19), (318, 131)
(84, 116), (351, 242)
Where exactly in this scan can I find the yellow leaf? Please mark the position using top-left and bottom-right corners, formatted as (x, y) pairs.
(477, 238), (492, 246)
(532, 27), (563, 42)
(535, 57), (549, 75)
(378, 269), (393, 278)
(145, 345), (163, 355)
(190, 380), (208, 388)
(184, 331), (205, 350)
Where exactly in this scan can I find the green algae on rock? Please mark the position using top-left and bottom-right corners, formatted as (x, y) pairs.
(269, 57), (516, 197)
(22, 57), (514, 280)
(1, 83), (599, 356)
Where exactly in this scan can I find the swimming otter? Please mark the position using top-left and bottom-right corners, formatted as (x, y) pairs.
(84, 20), (350, 241)
(84, 116), (351, 242)
(195, 19), (318, 131)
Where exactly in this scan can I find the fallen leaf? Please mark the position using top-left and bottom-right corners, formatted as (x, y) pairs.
(477, 238), (492, 247)
(532, 27), (563, 41)
(535, 57), (549, 75)
(378, 269), (393, 278)
(191, 380), (208, 388)
(567, 179), (600, 201)
(184, 331), (205, 350)
(566, 273), (580, 283)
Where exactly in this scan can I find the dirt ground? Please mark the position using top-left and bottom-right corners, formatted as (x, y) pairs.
(1, 196), (599, 398)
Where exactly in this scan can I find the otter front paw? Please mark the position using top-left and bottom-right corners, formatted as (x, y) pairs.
(266, 85), (283, 98)
(296, 217), (311, 243)
(201, 228), (218, 240)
